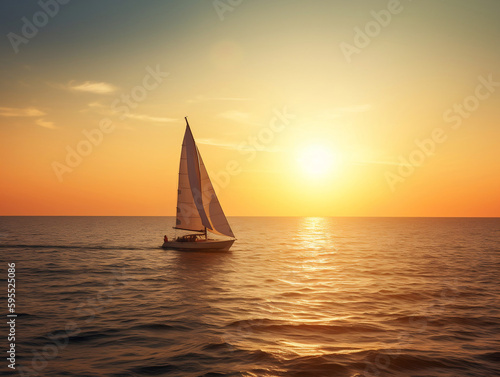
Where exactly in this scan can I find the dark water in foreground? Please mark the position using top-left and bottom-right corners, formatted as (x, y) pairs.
(0, 216), (499, 377)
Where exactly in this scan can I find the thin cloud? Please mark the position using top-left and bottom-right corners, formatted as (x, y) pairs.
(0, 107), (46, 117)
(35, 119), (57, 129)
(217, 110), (263, 127)
(125, 113), (177, 123)
(87, 101), (106, 109)
(197, 138), (241, 150)
(80, 101), (112, 115)
(198, 138), (282, 153)
(218, 110), (252, 123)
(68, 81), (117, 94)
(188, 95), (252, 103)
(83, 103), (177, 125)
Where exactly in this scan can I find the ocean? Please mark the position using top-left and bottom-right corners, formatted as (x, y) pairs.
(0, 216), (499, 377)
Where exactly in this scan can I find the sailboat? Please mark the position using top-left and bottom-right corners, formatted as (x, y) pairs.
(162, 117), (236, 251)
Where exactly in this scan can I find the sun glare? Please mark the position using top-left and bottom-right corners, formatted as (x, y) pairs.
(297, 145), (339, 178)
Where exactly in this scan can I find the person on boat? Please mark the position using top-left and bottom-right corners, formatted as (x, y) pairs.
(164, 235), (168, 243)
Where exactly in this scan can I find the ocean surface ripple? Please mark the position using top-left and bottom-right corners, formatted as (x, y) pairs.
(0, 216), (499, 376)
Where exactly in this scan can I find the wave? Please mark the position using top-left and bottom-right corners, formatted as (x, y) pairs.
(476, 351), (500, 363)
(226, 319), (384, 334)
(374, 289), (432, 301)
(141, 348), (491, 377)
(128, 347), (280, 376)
(359, 350), (487, 373)
(0, 243), (157, 251)
(27, 328), (123, 348)
(130, 323), (192, 332)
(388, 315), (500, 328)
(131, 363), (181, 375)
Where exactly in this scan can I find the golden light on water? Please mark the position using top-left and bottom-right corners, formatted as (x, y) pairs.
(297, 217), (330, 252)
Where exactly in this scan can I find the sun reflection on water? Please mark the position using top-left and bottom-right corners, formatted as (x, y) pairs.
(296, 217), (335, 252)
(282, 217), (339, 281)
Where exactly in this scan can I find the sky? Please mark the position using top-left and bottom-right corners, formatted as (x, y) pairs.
(0, 0), (499, 216)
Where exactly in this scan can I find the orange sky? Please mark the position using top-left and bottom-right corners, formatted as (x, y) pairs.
(1, 1), (499, 216)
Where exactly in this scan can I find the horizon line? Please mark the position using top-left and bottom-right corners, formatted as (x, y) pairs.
(0, 215), (498, 219)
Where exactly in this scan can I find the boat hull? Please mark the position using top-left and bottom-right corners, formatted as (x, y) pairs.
(162, 239), (234, 251)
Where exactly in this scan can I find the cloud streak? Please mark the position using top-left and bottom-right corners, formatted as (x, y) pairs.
(82, 102), (177, 124)
(124, 113), (177, 123)
(218, 110), (252, 123)
(197, 138), (241, 150)
(0, 107), (45, 117)
(35, 119), (57, 129)
(188, 95), (252, 103)
(197, 138), (282, 153)
(68, 81), (117, 94)
(0, 107), (56, 129)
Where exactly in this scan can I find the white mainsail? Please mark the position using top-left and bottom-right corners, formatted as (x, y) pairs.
(174, 124), (205, 232)
(174, 119), (235, 238)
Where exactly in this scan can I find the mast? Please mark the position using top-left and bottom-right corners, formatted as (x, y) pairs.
(191, 116), (208, 241)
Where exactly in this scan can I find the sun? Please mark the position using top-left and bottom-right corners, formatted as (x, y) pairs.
(297, 145), (339, 178)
